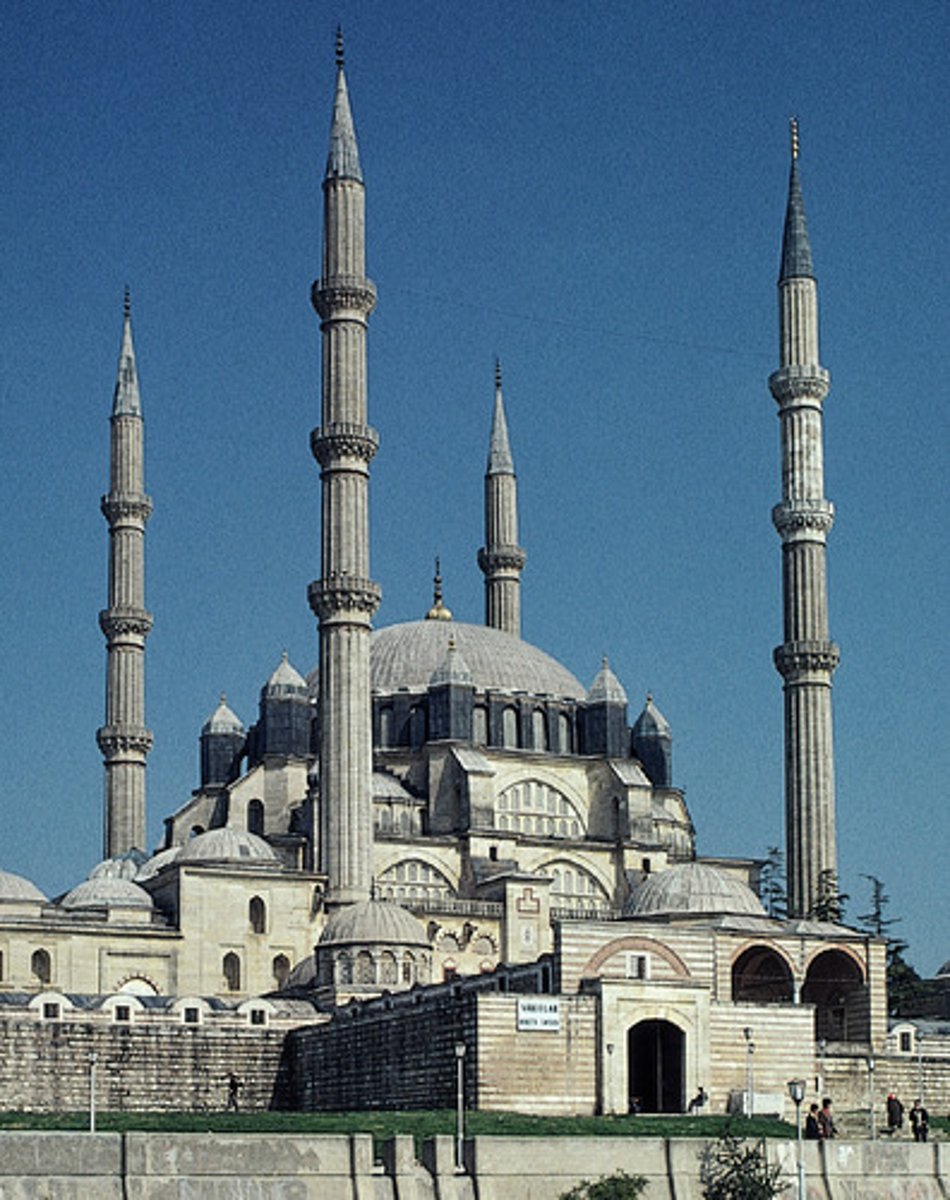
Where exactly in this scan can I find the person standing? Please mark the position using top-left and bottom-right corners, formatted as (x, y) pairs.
(226, 1072), (242, 1112)
(910, 1100), (929, 1143)
(805, 1103), (821, 1140)
(885, 1092), (904, 1134)
(817, 1097), (838, 1139)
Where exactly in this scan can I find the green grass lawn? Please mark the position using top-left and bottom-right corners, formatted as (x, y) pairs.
(0, 1108), (794, 1153)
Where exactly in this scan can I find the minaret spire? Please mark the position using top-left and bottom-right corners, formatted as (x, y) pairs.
(769, 123), (840, 918)
(308, 44), (380, 904)
(478, 359), (526, 636)
(97, 291), (153, 856)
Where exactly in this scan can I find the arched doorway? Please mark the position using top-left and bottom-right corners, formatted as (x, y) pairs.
(732, 946), (794, 1003)
(802, 949), (866, 1041)
(627, 1019), (684, 1113)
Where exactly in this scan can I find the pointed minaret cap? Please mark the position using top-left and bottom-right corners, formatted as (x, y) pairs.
(202, 693), (245, 736)
(487, 358), (514, 474)
(425, 558), (453, 621)
(263, 651), (309, 695)
(588, 656), (628, 705)
(325, 27), (363, 183)
(112, 286), (142, 417)
(633, 692), (671, 737)
(779, 118), (815, 281)
(429, 635), (474, 687)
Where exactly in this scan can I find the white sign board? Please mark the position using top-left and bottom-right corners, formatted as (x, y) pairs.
(517, 997), (561, 1032)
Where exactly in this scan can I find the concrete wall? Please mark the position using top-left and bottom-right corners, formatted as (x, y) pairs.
(0, 1132), (946, 1199)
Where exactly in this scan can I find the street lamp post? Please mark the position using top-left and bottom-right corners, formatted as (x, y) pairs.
(787, 1079), (806, 1200)
(867, 1055), (876, 1140)
(817, 1037), (827, 1097)
(917, 1032), (923, 1103)
(743, 1027), (755, 1118)
(454, 1042), (467, 1171)
(88, 1051), (98, 1134)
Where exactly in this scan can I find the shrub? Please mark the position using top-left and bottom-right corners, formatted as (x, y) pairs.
(560, 1170), (648, 1200)
(699, 1130), (788, 1199)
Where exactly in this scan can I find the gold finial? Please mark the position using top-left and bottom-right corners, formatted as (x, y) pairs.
(790, 117), (800, 161)
(426, 556), (453, 621)
(335, 25), (344, 68)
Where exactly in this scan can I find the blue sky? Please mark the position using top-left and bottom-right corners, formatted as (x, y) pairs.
(1, 1), (946, 975)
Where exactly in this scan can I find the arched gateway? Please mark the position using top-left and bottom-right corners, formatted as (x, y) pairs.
(627, 1019), (684, 1113)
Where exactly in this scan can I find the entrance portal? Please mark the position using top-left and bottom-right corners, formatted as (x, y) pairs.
(627, 1019), (684, 1113)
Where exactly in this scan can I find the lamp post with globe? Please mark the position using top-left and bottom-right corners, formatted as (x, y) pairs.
(787, 1078), (806, 1199)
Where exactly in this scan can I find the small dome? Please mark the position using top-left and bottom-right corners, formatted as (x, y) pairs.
(177, 828), (279, 865)
(0, 869), (47, 902)
(202, 694), (244, 735)
(135, 845), (182, 881)
(318, 899), (430, 949)
(263, 652), (308, 697)
(61, 877), (153, 911)
(626, 862), (765, 918)
(633, 693), (671, 737)
(89, 850), (148, 881)
(588, 657), (628, 704)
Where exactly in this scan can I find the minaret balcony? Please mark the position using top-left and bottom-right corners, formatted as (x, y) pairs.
(773, 640), (840, 682)
(478, 545), (527, 573)
(99, 607), (153, 640)
(311, 422), (379, 466)
(311, 275), (377, 319)
(768, 365), (830, 407)
(772, 500), (834, 541)
(96, 725), (153, 757)
(100, 492), (153, 525)
(308, 575), (381, 622)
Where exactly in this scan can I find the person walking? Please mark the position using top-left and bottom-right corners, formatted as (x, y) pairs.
(804, 1102), (821, 1140)
(817, 1097), (838, 1139)
(910, 1099), (929, 1143)
(886, 1092), (904, 1135)
(226, 1071), (242, 1112)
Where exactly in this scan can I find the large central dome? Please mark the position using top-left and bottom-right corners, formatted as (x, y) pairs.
(369, 620), (585, 699)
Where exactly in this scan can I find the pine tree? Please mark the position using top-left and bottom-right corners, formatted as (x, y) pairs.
(758, 846), (787, 919)
(858, 874), (922, 1015)
(808, 869), (848, 923)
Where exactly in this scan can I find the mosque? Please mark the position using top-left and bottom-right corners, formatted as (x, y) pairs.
(4, 45), (930, 1120)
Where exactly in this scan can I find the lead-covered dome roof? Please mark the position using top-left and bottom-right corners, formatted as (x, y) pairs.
(177, 828), (279, 865)
(626, 861), (765, 918)
(0, 869), (47, 902)
(318, 898), (429, 948)
(365, 621), (585, 699)
(61, 877), (153, 911)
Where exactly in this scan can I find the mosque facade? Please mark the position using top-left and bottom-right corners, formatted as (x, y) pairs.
(1, 47), (921, 1119)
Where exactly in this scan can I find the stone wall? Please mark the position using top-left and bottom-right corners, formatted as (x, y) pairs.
(0, 1132), (946, 1199)
(824, 1050), (950, 1127)
(0, 1016), (286, 1112)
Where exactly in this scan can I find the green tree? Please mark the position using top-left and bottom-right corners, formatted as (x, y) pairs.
(559, 1170), (648, 1200)
(808, 869), (848, 923)
(758, 846), (787, 919)
(700, 1130), (789, 1199)
(858, 873), (924, 1014)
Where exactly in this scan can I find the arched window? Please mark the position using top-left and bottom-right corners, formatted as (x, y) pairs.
(379, 950), (397, 985)
(249, 896), (266, 934)
(380, 707), (393, 747)
(402, 953), (415, 984)
(409, 705), (427, 748)
(190, 825), (204, 838)
(0, 949), (3, 980)
(336, 952), (353, 984)
(532, 709), (548, 750)
(272, 954), (290, 987)
(355, 950), (374, 985)
(247, 799), (264, 836)
(31, 948), (51, 986)
(732, 946), (794, 1003)
(223, 952), (241, 992)
(502, 707), (519, 748)
(473, 706), (487, 745)
(559, 713), (572, 753)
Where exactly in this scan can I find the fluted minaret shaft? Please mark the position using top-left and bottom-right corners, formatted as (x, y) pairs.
(769, 123), (839, 918)
(477, 362), (526, 636)
(97, 292), (153, 857)
(308, 50), (380, 905)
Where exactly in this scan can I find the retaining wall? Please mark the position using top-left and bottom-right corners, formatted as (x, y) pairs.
(0, 1132), (946, 1199)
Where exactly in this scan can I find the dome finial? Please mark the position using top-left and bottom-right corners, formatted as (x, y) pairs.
(335, 25), (344, 69)
(426, 556), (453, 621)
(495, 356), (502, 390)
(123, 285), (131, 320)
(790, 116), (800, 161)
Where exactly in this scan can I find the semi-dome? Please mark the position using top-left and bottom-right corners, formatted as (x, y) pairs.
(318, 898), (429, 948)
(177, 828), (279, 865)
(61, 877), (153, 911)
(626, 861), (765, 918)
(365, 620), (585, 699)
(0, 869), (47, 902)
(135, 845), (182, 881)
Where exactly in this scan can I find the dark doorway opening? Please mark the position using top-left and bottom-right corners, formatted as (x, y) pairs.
(627, 1019), (684, 1113)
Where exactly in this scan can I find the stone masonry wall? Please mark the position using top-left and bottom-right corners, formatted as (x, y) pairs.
(0, 1017), (286, 1112)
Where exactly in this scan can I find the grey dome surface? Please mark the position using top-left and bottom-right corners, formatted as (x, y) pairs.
(626, 862), (765, 918)
(264, 653), (308, 696)
(318, 899), (429, 948)
(373, 771), (415, 802)
(366, 621), (585, 699)
(135, 846), (182, 881)
(588, 658), (628, 704)
(937, 960), (950, 979)
(177, 829), (279, 865)
(0, 869), (47, 902)
(90, 850), (147, 881)
(202, 695), (244, 735)
(633, 694), (671, 737)
(61, 877), (153, 911)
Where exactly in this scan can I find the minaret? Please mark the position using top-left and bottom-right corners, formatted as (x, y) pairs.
(769, 121), (840, 918)
(307, 33), (380, 905)
(97, 289), (153, 857)
(477, 360), (526, 636)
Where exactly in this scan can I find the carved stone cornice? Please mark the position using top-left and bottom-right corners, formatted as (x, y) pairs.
(100, 493), (153, 525)
(772, 500), (835, 539)
(773, 640), (840, 680)
(311, 275), (377, 319)
(99, 607), (153, 639)
(477, 545), (526, 573)
(311, 422), (379, 466)
(96, 725), (154, 756)
(308, 575), (381, 621)
(769, 365), (830, 406)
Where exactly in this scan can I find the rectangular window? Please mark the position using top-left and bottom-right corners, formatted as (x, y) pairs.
(42, 1003), (60, 1020)
(114, 1005), (131, 1023)
(900, 1031), (912, 1053)
(249, 1009), (266, 1026)
(183, 1007), (200, 1025)
(625, 953), (649, 980)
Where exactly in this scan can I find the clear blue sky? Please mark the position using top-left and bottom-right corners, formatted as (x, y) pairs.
(1, 2), (946, 975)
